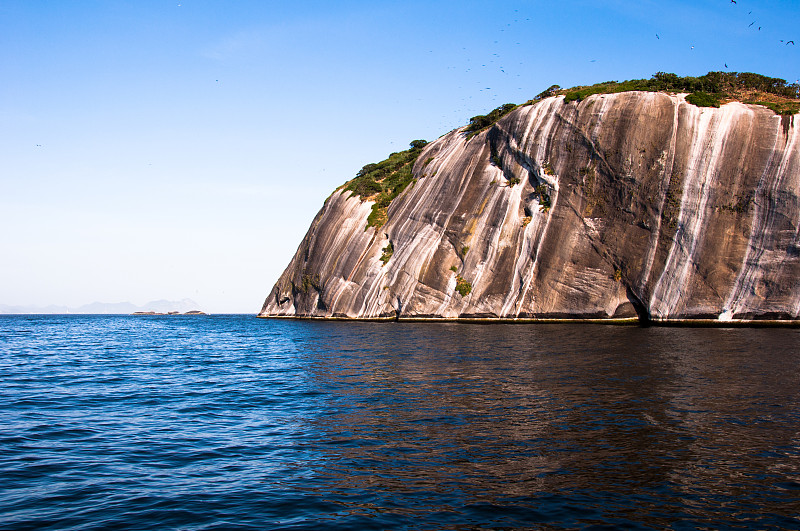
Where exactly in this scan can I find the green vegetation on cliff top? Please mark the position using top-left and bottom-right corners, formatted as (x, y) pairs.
(464, 103), (518, 139)
(342, 139), (428, 229)
(460, 72), (799, 145)
(338, 71), (798, 232)
(549, 71), (800, 115)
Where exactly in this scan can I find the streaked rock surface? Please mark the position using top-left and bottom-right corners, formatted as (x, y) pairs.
(260, 92), (800, 322)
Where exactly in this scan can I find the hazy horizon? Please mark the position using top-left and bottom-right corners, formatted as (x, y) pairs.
(0, 298), (210, 315)
(2, 0), (797, 313)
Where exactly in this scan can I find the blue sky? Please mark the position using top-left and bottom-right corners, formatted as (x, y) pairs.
(1, 0), (797, 313)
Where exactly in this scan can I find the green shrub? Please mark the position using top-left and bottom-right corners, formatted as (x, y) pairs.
(556, 71), (797, 113)
(455, 275), (472, 297)
(535, 184), (552, 212)
(746, 100), (800, 115)
(464, 103), (517, 139)
(449, 265), (458, 272)
(534, 84), (561, 100)
(685, 91), (720, 107)
(380, 242), (394, 265)
(342, 140), (428, 230)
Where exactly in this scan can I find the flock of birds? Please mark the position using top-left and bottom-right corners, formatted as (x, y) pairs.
(656, 1), (795, 63)
(427, 1), (796, 133)
(726, 1), (793, 47)
(32, 1), (798, 148)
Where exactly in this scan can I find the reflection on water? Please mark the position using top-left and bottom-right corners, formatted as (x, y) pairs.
(296, 323), (800, 528)
(0, 316), (798, 529)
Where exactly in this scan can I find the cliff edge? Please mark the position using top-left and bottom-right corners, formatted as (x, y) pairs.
(260, 90), (799, 323)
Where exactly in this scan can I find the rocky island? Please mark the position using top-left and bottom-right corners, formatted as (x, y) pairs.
(260, 72), (800, 324)
(132, 310), (207, 316)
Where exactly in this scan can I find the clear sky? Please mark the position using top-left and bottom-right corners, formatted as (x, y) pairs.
(1, 0), (797, 313)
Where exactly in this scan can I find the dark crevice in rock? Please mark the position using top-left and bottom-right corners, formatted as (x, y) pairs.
(625, 285), (652, 325)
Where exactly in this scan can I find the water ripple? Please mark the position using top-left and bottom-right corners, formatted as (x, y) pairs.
(0, 316), (798, 529)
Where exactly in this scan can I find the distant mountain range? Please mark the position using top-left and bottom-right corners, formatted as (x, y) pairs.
(0, 299), (203, 315)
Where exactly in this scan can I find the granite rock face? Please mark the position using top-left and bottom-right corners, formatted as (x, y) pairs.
(260, 92), (800, 321)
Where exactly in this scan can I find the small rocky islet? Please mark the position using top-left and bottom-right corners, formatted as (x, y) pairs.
(131, 310), (207, 316)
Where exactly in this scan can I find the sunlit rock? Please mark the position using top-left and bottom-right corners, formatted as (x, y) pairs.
(260, 92), (799, 322)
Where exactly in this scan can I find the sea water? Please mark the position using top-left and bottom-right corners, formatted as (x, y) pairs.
(1, 315), (798, 530)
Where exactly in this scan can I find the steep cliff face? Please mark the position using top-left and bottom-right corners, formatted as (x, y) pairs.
(260, 92), (800, 322)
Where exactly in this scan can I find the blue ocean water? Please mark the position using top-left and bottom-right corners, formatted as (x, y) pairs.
(0, 315), (799, 530)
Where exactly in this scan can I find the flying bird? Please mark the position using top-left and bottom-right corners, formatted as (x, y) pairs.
(749, 21), (755, 27)
(656, 33), (660, 39)
(730, 0), (736, 4)
(788, 40), (795, 45)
